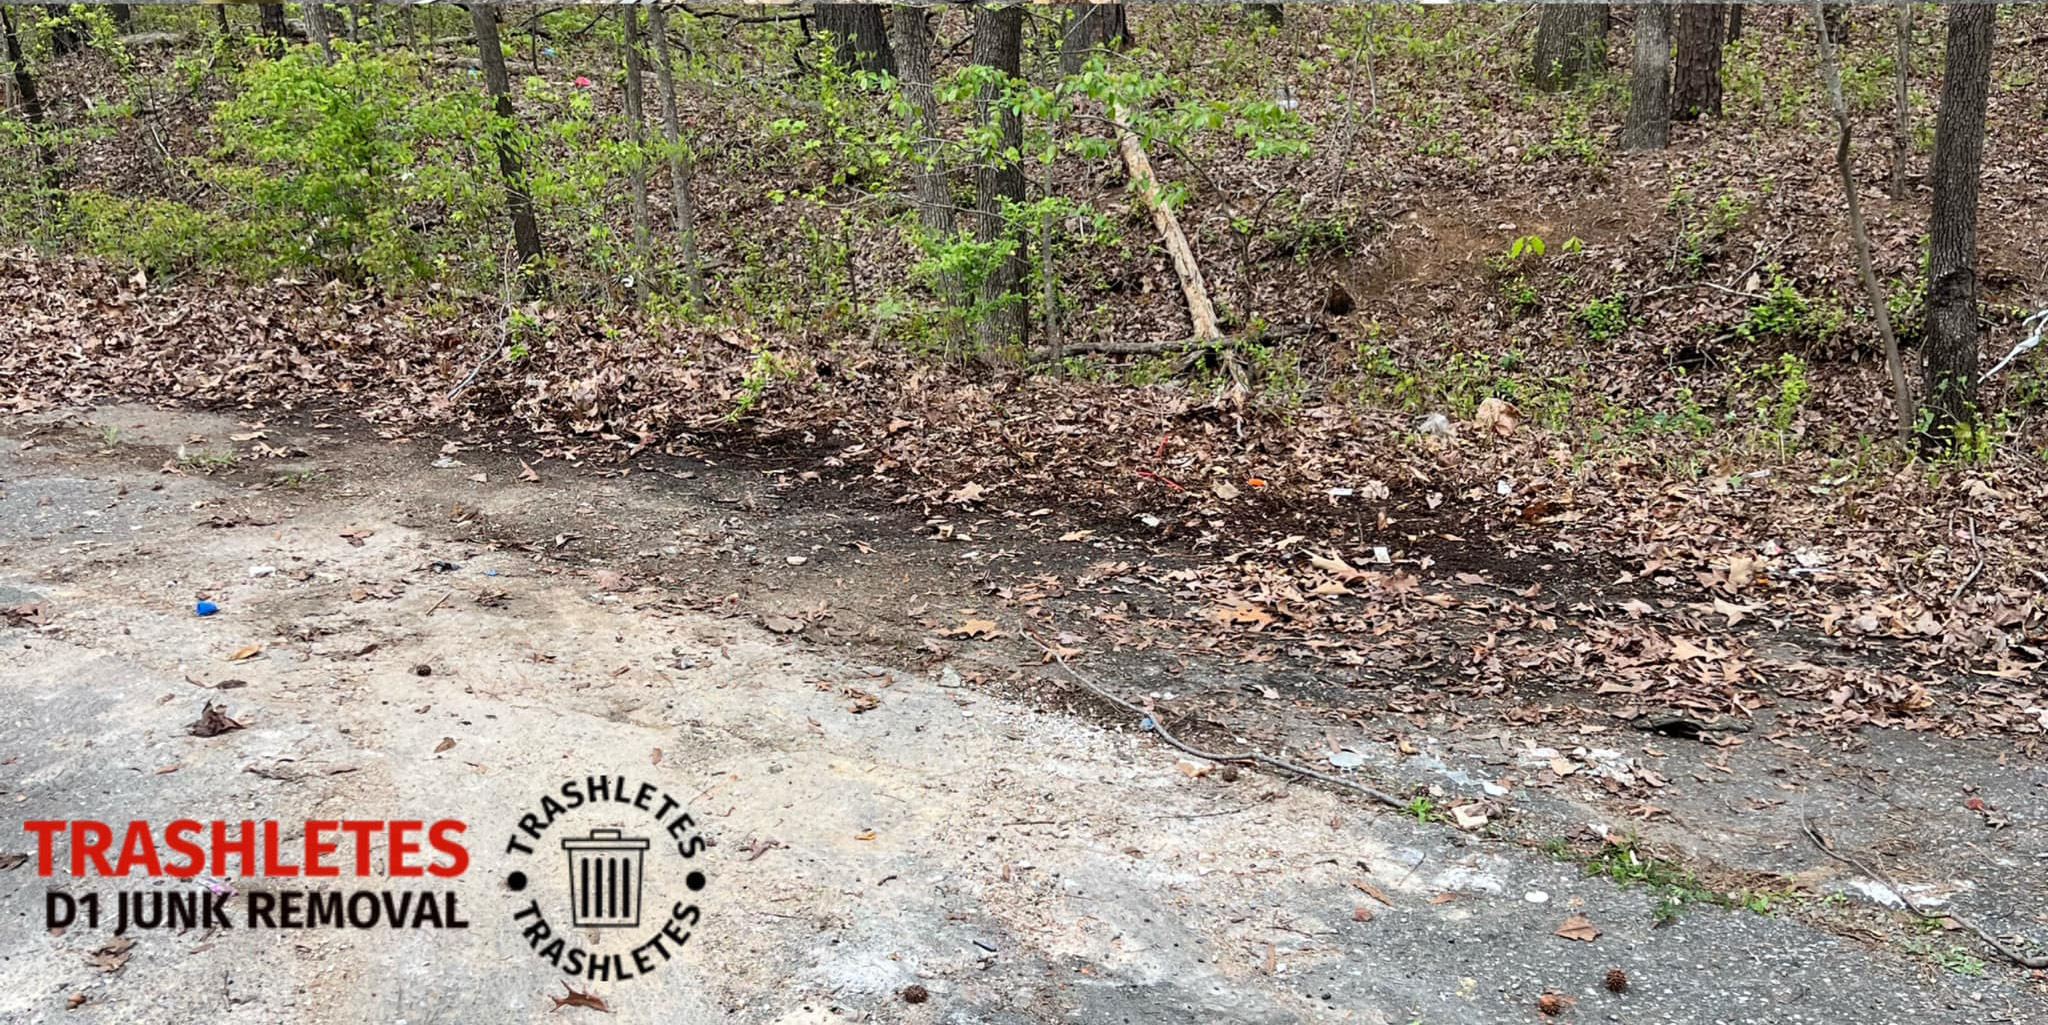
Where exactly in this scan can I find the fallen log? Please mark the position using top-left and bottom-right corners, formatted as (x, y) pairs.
(1111, 101), (1221, 344)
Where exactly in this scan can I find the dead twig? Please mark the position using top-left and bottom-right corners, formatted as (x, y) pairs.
(1027, 630), (1405, 810)
(1803, 815), (2046, 969)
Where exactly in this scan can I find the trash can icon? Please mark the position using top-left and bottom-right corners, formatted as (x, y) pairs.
(562, 829), (651, 928)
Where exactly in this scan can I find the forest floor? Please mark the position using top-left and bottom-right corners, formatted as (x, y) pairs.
(0, 403), (2042, 1024)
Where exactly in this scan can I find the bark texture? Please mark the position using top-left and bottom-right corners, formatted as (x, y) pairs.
(469, 3), (545, 289)
(971, 5), (1026, 351)
(1532, 2), (1608, 91)
(815, 4), (893, 76)
(649, 4), (704, 301)
(1922, 2), (1995, 437)
(1060, 3), (1128, 76)
(1622, 5), (1671, 150)
(1672, 3), (1725, 120)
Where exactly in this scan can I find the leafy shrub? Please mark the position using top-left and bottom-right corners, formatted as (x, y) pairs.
(208, 48), (494, 283)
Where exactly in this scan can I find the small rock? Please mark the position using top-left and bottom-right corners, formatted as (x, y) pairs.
(1327, 750), (1366, 769)
(1524, 890), (1550, 904)
(247, 565), (276, 578)
(412, 664), (432, 677)
(785, 555), (808, 566)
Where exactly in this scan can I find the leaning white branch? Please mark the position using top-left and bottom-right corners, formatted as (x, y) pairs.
(1982, 307), (2048, 381)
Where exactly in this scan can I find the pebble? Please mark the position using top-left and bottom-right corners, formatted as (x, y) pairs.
(247, 565), (275, 578)
(1524, 890), (1550, 904)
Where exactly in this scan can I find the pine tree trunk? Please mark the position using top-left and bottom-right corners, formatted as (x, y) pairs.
(971, 5), (1026, 352)
(1532, 3), (1607, 91)
(1922, 2), (1994, 439)
(1061, 3), (1127, 76)
(1672, 3), (1725, 120)
(1622, 4), (1671, 151)
(1725, 4), (1742, 43)
(1, 6), (56, 188)
(815, 4), (893, 76)
(620, 6), (653, 308)
(649, 4), (704, 302)
(469, 3), (545, 291)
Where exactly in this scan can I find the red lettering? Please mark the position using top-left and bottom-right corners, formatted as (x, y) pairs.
(23, 821), (63, 877)
(72, 821), (114, 877)
(388, 820), (424, 877)
(427, 820), (469, 878)
(340, 821), (380, 876)
(304, 821), (340, 878)
(212, 820), (256, 877)
(162, 821), (205, 878)
(261, 821), (300, 877)
(112, 821), (163, 877)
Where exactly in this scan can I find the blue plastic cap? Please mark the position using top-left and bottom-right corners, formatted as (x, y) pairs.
(195, 602), (219, 617)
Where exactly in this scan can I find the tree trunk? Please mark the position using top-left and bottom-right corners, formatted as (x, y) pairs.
(44, 6), (80, 57)
(1725, 4), (1742, 43)
(1890, 4), (1911, 200)
(971, 5), (1026, 352)
(1061, 3), (1127, 76)
(1823, 4), (1849, 45)
(1672, 4), (1725, 120)
(1, 5), (56, 188)
(649, 3), (704, 302)
(892, 4), (964, 342)
(620, 6), (653, 308)
(1922, 2), (1994, 439)
(469, 3), (545, 291)
(111, 5), (133, 34)
(814, 3), (893, 76)
(1811, 0), (1911, 443)
(1246, 5), (1282, 28)
(1622, 4), (1671, 150)
(258, 3), (288, 54)
(1532, 3), (1607, 91)
(306, 2), (334, 64)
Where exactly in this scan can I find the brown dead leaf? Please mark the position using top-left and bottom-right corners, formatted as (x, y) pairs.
(547, 982), (610, 1013)
(187, 702), (245, 738)
(433, 737), (456, 754)
(1351, 879), (1393, 906)
(519, 460), (542, 483)
(225, 645), (263, 662)
(1474, 396), (1522, 437)
(87, 937), (134, 974)
(1554, 915), (1601, 942)
(940, 618), (999, 639)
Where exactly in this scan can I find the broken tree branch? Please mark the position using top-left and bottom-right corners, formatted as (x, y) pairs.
(1029, 630), (1406, 810)
(1110, 101), (1221, 345)
(1804, 815), (2046, 969)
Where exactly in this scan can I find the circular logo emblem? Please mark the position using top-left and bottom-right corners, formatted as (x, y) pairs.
(502, 775), (708, 982)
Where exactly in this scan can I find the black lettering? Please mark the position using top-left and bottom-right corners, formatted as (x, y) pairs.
(538, 936), (565, 967)
(204, 892), (233, 928)
(348, 890), (380, 928)
(246, 891), (276, 927)
(166, 890), (198, 930)
(632, 782), (655, 811)
(380, 890), (415, 926)
(306, 890), (344, 928)
(45, 891), (75, 930)
(653, 796), (679, 821)
(444, 892), (470, 928)
(278, 890), (305, 928)
(586, 775), (611, 803)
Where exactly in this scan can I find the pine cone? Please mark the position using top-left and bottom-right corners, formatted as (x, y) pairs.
(1605, 968), (1630, 993)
